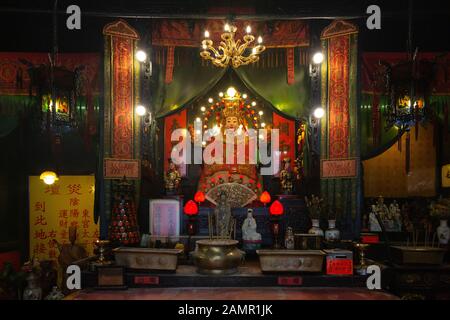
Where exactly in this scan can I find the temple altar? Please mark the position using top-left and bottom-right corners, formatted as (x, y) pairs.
(1, 1), (450, 305)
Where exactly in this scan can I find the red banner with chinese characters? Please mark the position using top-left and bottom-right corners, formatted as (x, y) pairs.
(112, 37), (134, 159)
(328, 36), (350, 159)
(272, 112), (295, 172)
(29, 176), (98, 264)
(164, 109), (187, 175)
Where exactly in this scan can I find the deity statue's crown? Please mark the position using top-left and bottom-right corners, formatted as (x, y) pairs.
(222, 102), (243, 119)
(222, 87), (244, 119)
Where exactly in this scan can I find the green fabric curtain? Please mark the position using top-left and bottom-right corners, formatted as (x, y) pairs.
(151, 47), (310, 119)
(0, 95), (35, 138)
(151, 48), (226, 118)
(235, 58), (310, 118)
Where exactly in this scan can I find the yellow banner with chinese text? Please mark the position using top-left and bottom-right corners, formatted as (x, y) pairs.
(29, 176), (98, 263)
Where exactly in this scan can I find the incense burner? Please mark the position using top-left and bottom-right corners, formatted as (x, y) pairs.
(192, 239), (244, 275)
(390, 246), (446, 265)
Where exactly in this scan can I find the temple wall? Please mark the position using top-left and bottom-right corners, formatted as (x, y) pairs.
(363, 124), (437, 198)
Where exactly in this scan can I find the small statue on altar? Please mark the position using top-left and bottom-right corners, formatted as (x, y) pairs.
(210, 192), (235, 239)
(369, 205), (382, 232)
(285, 227), (295, 249)
(392, 200), (402, 230)
(164, 158), (181, 195)
(242, 209), (261, 239)
(242, 209), (262, 251)
(374, 196), (390, 220)
(280, 158), (294, 195)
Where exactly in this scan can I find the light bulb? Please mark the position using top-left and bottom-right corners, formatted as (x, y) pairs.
(258, 111), (264, 116)
(261, 122), (266, 128)
(204, 30), (210, 38)
(242, 94), (248, 99)
(135, 105), (147, 116)
(202, 44), (207, 50)
(202, 141), (207, 146)
(40, 171), (59, 186)
(224, 23), (230, 32)
(257, 36), (263, 44)
(226, 87), (237, 98)
(200, 106), (206, 112)
(246, 25), (251, 34)
(43, 176), (56, 185)
(252, 47), (257, 55)
(312, 52), (324, 64)
(208, 98), (214, 103)
(219, 92), (224, 97)
(251, 101), (257, 107)
(313, 107), (325, 119)
(196, 117), (201, 122)
(136, 50), (147, 62)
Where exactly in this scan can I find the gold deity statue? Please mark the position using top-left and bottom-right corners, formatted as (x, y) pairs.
(197, 88), (263, 207)
(280, 157), (294, 194)
(164, 158), (181, 195)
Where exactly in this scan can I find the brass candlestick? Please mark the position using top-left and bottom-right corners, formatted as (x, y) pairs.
(354, 243), (369, 275)
(94, 240), (112, 265)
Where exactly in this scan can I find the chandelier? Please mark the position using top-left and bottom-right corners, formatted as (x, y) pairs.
(200, 24), (266, 68)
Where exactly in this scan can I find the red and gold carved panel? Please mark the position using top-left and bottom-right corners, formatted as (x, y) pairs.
(328, 36), (350, 159)
(112, 37), (134, 159)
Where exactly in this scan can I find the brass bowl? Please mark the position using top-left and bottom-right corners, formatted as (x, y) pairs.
(192, 239), (244, 275)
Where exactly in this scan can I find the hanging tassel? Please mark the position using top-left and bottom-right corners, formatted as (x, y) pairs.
(165, 46), (175, 84)
(415, 105), (419, 141)
(286, 47), (295, 85)
(445, 102), (449, 142)
(405, 130), (411, 174)
(432, 113), (438, 147)
(372, 94), (380, 146)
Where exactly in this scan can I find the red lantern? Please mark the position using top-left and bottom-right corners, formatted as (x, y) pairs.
(269, 200), (284, 216)
(184, 200), (198, 216)
(194, 191), (205, 204)
(260, 191), (271, 205)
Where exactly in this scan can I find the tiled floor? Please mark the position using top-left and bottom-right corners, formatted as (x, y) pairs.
(69, 287), (399, 300)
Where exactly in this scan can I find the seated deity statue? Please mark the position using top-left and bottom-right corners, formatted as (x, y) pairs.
(197, 88), (263, 208)
(164, 158), (181, 195)
(242, 209), (261, 241)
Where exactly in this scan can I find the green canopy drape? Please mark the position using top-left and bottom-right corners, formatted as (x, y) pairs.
(151, 48), (225, 118)
(0, 95), (36, 138)
(151, 47), (310, 119)
(235, 60), (310, 118)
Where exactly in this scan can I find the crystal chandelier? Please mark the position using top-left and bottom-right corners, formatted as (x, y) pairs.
(200, 23), (266, 68)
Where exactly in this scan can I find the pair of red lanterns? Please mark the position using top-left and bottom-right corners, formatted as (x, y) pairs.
(183, 191), (205, 216)
(183, 190), (283, 216)
(260, 191), (284, 215)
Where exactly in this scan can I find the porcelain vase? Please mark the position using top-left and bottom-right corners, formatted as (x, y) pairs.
(437, 219), (449, 245)
(325, 219), (341, 241)
(308, 219), (324, 236)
